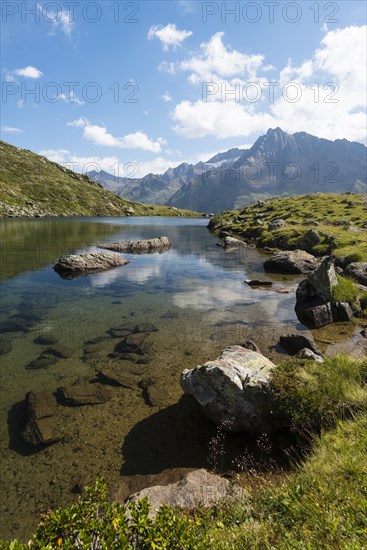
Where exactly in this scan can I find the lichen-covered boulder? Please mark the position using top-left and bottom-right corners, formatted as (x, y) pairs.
(54, 252), (128, 279)
(127, 469), (246, 517)
(180, 346), (285, 434)
(99, 236), (171, 254)
(264, 250), (320, 274)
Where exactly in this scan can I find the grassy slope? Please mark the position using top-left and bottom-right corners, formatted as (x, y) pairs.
(0, 141), (198, 218)
(209, 193), (367, 260)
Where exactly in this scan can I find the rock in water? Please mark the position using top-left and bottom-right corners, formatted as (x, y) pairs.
(57, 384), (109, 406)
(279, 334), (321, 356)
(127, 469), (245, 517)
(295, 257), (353, 328)
(180, 345), (285, 434)
(264, 250), (321, 274)
(98, 236), (171, 254)
(22, 391), (63, 446)
(54, 253), (129, 279)
(222, 236), (249, 248)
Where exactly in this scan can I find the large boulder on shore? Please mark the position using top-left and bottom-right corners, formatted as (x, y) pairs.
(180, 346), (284, 434)
(128, 469), (245, 517)
(295, 257), (353, 328)
(264, 250), (321, 274)
(98, 236), (171, 254)
(344, 262), (367, 286)
(54, 253), (128, 279)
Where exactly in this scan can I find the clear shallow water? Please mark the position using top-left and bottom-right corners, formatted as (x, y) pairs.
(0, 217), (304, 540)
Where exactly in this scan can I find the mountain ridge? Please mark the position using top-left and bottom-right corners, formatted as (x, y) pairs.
(88, 128), (366, 213)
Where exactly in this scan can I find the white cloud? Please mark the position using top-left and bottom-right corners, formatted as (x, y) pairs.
(180, 32), (264, 83)
(15, 66), (43, 79)
(37, 4), (74, 37)
(1, 126), (23, 133)
(17, 100), (25, 109)
(158, 61), (177, 75)
(162, 92), (173, 102)
(67, 117), (165, 152)
(170, 25), (367, 144)
(148, 23), (192, 50)
(172, 100), (274, 139)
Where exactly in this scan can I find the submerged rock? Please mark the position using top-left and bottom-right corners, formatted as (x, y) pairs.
(22, 391), (63, 446)
(114, 332), (150, 355)
(99, 236), (171, 254)
(98, 367), (139, 389)
(58, 384), (109, 406)
(127, 469), (245, 517)
(34, 333), (59, 346)
(26, 356), (58, 370)
(54, 252), (129, 279)
(42, 344), (73, 359)
(264, 250), (320, 274)
(181, 345), (285, 434)
(0, 338), (12, 355)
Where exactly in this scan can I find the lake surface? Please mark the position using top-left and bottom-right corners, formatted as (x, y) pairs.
(0, 216), (311, 540)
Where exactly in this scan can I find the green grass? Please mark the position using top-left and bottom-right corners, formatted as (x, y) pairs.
(331, 275), (360, 303)
(208, 193), (367, 261)
(0, 141), (199, 218)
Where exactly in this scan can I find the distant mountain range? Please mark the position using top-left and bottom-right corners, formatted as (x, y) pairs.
(88, 128), (367, 213)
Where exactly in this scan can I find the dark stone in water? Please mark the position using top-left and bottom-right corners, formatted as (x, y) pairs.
(245, 280), (273, 287)
(0, 338), (12, 355)
(99, 368), (140, 389)
(43, 344), (73, 359)
(85, 336), (110, 345)
(279, 334), (321, 356)
(57, 384), (109, 406)
(26, 356), (58, 370)
(136, 322), (158, 333)
(160, 311), (179, 320)
(22, 391), (63, 446)
(114, 332), (149, 355)
(34, 333), (59, 346)
(0, 319), (28, 333)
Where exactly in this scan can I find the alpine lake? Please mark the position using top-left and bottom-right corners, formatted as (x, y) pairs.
(0, 216), (360, 541)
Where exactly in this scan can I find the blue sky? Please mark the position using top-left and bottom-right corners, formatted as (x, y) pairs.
(1, 0), (366, 177)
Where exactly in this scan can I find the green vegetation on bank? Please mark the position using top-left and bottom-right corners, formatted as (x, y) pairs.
(208, 193), (367, 260)
(0, 141), (198, 218)
(2, 355), (367, 549)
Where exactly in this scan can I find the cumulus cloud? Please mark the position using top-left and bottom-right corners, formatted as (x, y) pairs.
(148, 23), (192, 50)
(171, 26), (367, 144)
(67, 118), (166, 153)
(180, 32), (264, 83)
(14, 66), (43, 78)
